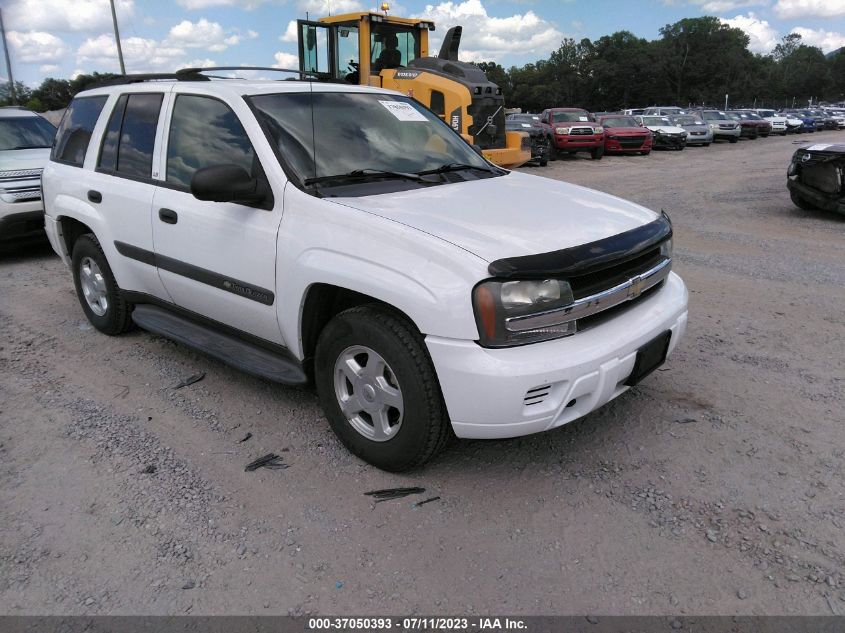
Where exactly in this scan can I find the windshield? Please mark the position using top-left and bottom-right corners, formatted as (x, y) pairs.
(758, 110), (775, 117)
(673, 115), (702, 125)
(249, 91), (493, 189)
(0, 115), (56, 151)
(642, 116), (672, 126)
(551, 111), (592, 123)
(701, 111), (727, 121)
(601, 116), (638, 127)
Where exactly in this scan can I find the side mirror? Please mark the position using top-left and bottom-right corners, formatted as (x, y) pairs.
(191, 164), (270, 207)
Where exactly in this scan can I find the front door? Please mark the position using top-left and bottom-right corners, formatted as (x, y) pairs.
(151, 93), (284, 345)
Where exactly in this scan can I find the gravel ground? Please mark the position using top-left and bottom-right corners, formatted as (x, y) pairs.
(0, 131), (843, 616)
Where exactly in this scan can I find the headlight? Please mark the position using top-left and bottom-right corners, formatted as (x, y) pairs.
(594, 126), (604, 133)
(660, 238), (673, 259)
(555, 127), (570, 135)
(473, 279), (576, 347)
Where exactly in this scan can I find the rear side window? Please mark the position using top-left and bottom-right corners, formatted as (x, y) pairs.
(52, 96), (108, 167)
(166, 95), (255, 189)
(97, 93), (163, 179)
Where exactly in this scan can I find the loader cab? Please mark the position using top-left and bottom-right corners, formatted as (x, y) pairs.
(298, 13), (432, 86)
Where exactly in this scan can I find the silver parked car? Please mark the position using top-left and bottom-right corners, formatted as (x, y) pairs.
(669, 114), (713, 146)
(697, 110), (741, 143)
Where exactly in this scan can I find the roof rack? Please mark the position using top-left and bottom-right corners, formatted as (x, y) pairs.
(98, 66), (314, 87)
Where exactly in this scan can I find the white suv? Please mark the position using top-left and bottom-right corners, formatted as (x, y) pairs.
(42, 70), (688, 471)
(0, 107), (56, 245)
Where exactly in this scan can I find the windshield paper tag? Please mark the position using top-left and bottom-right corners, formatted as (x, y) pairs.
(806, 144), (832, 151)
(379, 100), (428, 122)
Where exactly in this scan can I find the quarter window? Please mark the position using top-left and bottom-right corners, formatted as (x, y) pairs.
(166, 95), (256, 189)
(98, 95), (127, 173)
(51, 96), (108, 167)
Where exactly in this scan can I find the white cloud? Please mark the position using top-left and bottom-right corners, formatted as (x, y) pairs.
(7, 31), (69, 63)
(78, 33), (187, 72)
(281, 20), (299, 43)
(39, 64), (60, 74)
(166, 18), (257, 53)
(5, 0), (135, 33)
(176, 0), (269, 8)
(719, 12), (779, 53)
(774, 0), (845, 19)
(421, 0), (563, 62)
(298, 0), (364, 12)
(699, 0), (766, 11)
(273, 51), (300, 68)
(790, 27), (845, 53)
(183, 58), (218, 68)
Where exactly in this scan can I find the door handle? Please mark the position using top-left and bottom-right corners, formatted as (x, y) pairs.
(158, 208), (178, 224)
(87, 190), (102, 203)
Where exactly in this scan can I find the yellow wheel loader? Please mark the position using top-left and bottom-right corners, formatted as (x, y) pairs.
(297, 10), (529, 168)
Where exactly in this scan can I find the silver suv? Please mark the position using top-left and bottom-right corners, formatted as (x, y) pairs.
(0, 107), (56, 245)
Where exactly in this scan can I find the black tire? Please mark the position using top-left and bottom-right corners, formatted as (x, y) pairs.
(547, 137), (557, 161)
(640, 150), (651, 156)
(729, 137), (739, 143)
(314, 305), (451, 472)
(71, 234), (134, 335)
(590, 146), (604, 160)
(703, 143), (711, 147)
(790, 189), (816, 211)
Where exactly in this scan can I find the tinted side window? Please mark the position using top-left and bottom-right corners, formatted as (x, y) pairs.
(116, 93), (163, 179)
(98, 95), (127, 173)
(51, 96), (108, 167)
(166, 95), (255, 189)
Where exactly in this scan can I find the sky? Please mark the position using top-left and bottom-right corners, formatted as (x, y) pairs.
(2, 0), (845, 87)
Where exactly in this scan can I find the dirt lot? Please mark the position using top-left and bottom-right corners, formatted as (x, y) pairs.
(1, 132), (843, 616)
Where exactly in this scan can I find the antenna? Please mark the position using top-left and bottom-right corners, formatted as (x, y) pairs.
(110, 0), (126, 74)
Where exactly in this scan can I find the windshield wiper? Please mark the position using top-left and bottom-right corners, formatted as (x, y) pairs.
(8, 145), (51, 150)
(304, 168), (423, 187)
(417, 162), (495, 176)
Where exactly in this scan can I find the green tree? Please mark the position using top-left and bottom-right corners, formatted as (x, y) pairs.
(0, 80), (33, 106)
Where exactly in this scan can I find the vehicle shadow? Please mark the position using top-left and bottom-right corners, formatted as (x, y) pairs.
(0, 237), (55, 262)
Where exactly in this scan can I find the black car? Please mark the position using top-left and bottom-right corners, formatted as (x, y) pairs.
(787, 143), (845, 215)
(505, 114), (550, 166)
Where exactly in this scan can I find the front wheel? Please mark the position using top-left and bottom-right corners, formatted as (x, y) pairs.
(547, 138), (557, 161)
(71, 234), (134, 335)
(590, 146), (604, 160)
(640, 150), (651, 156)
(729, 137), (739, 144)
(314, 305), (451, 472)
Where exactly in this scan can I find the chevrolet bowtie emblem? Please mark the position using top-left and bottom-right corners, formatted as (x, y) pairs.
(629, 275), (644, 299)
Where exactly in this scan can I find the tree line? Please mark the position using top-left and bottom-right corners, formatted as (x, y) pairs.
(477, 17), (845, 113)
(1, 16), (843, 113)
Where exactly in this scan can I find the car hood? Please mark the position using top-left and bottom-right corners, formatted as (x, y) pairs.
(0, 148), (50, 172)
(680, 124), (710, 132)
(332, 171), (659, 263)
(647, 125), (686, 134)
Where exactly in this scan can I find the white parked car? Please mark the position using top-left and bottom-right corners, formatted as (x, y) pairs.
(0, 107), (56, 245)
(634, 115), (688, 149)
(42, 71), (688, 471)
(749, 109), (789, 135)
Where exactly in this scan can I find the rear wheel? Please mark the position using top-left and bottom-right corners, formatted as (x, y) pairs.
(790, 189), (816, 211)
(71, 234), (134, 335)
(314, 305), (451, 472)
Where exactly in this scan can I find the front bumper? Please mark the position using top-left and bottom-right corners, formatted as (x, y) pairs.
(0, 203), (45, 243)
(428, 272), (688, 439)
(788, 179), (845, 215)
(553, 134), (604, 150)
(653, 134), (687, 149)
(604, 137), (652, 153)
(685, 130), (713, 145)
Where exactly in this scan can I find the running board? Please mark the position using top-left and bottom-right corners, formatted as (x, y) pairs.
(131, 304), (307, 385)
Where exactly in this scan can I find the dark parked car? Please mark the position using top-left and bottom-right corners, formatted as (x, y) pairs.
(730, 111), (772, 137)
(505, 114), (550, 166)
(787, 142), (845, 215)
(596, 114), (653, 155)
(538, 108), (605, 160)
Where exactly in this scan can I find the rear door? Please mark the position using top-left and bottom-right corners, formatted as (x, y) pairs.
(151, 92), (284, 345)
(85, 91), (170, 299)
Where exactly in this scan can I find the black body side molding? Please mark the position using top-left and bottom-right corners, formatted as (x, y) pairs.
(131, 304), (307, 386)
(114, 241), (274, 306)
(487, 211), (672, 279)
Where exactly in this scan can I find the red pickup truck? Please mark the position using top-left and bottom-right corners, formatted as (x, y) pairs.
(538, 108), (605, 160)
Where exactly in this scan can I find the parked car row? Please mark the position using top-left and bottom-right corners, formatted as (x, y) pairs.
(506, 104), (844, 165)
